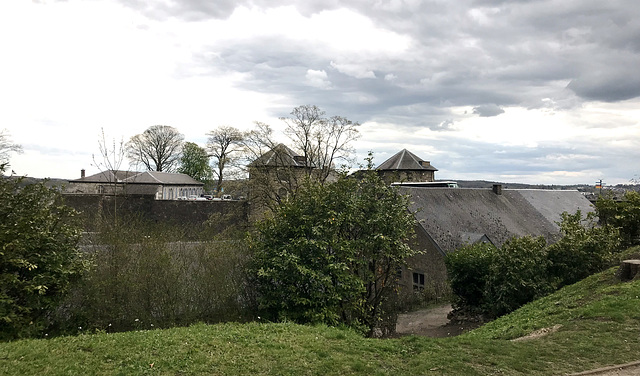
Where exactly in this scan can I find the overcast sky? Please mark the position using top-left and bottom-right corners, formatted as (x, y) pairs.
(2, 0), (639, 185)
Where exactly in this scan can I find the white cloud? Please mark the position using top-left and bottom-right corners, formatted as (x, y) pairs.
(330, 61), (376, 79)
(305, 69), (331, 89)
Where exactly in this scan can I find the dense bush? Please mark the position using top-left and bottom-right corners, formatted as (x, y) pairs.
(547, 211), (620, 288)
(595, 191), (640, 247)
(0, 177), (87, 340)
(447, 212), (621, 318)
(445, 242), (495, 308)
(484, 236), (551, 317)
(250, 169), (416, 336)
(51, 216), (252, 335)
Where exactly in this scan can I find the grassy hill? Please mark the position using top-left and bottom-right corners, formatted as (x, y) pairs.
(1, 265), (639, 375)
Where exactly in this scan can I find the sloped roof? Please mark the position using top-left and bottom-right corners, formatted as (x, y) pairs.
(72, 170), (203, 186)
(401, 187), (594, 253)
(74, 170), (138, 183)
(249, 144), (306, 168)
(123, 171), (203, 185)
(377, 149), (438, 171)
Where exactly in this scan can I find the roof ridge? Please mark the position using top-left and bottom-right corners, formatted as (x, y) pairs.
(145, 171), (163, 183)
(122, 171), (144, 182)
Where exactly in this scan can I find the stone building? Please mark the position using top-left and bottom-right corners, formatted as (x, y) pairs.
(397, 186), (594, 299)
(376, 149), (438, 184)
(65, 169), (204, 200)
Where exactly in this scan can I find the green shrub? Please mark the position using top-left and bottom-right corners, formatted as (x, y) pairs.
(446, 237), (551, 317)
(0, 178), (87, 340)
(251, 169), (416, 336)
(447, 210), (623, 319)
(595, 191), (640, 247)
(445, 242), (496, 309)
(547, 211), (621, 288)
(483, 236), (551, 317)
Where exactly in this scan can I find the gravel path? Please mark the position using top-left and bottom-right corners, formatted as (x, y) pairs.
(395, 304), (480, 338)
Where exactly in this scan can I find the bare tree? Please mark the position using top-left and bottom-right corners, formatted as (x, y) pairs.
(280, 105), (360, 184)
(244, 105), (360, 214)
(126, 125), (184, 172)
(94, 128), (125, 175)
(92, 128), (128, 224)
(0, 129), (23, 174)
(244, 123), (300, 211)
(206, 126), (245, 193)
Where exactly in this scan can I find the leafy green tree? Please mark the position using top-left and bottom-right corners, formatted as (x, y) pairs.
(483, 236), (551, 317)
(547, 211), (621, 288)
(595, 191), (640, 247)
(177, 142), (213, 184)
(251, 162), (416, 336)
(0, 177), (87, 339)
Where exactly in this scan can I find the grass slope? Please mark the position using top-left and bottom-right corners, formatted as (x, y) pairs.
(1, 267), (639, 375)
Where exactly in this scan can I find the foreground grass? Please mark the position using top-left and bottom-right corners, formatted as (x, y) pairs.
(1, 267), (639, 375)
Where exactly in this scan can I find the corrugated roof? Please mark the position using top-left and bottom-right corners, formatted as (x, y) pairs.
(377, 149), (438, 171)
(401, 188), (594, 253)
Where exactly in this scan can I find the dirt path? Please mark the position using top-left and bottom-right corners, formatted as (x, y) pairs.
(568, 361), (640, 376)
(395, 304), (481, 338)
(396, 305), (640, 375)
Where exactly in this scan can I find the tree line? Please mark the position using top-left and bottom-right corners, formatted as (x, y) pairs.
(115, 104), (359, 195)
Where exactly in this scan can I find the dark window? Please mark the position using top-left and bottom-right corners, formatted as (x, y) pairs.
(412, 272), (425, 290)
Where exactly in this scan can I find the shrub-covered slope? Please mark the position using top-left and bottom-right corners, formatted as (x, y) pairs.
(1, 265), (639, 375)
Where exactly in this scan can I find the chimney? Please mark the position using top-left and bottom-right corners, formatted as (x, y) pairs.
(492, 184), (502, 195)
(81, 169), (85, 178)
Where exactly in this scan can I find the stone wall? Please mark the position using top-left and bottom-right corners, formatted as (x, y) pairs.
(398, 224), (451, 302)
(63, 194), (248, 233)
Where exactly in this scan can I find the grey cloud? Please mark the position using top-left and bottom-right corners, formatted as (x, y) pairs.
(398, 137), (639, 184)
(567, 68), (640, 102)
(164, 0), (640, 127)
(116, 0), (239, 20)
(473, 104), (505, 117)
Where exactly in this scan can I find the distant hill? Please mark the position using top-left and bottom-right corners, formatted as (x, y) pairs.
(448, 179), (640, 193)
(2, 175), (69, 190)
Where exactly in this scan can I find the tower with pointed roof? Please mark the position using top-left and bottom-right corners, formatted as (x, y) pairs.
(376, 149), (438, 184)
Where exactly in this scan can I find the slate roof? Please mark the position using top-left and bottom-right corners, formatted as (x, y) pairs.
(377, 149), (438, 171)
(73, 170), (203, 186)
(74, 170), (137, 183)
(124, 171), (203, 185)
(249, 144), (306, 168)
(401, 187), (594, 254)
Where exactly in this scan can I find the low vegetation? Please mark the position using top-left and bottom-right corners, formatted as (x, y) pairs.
(51, 217), (252, 335)
(1, 260), (638, 375)
(446, 210), (622, 318)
